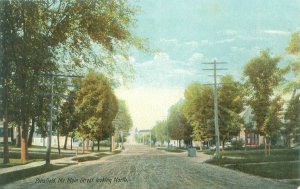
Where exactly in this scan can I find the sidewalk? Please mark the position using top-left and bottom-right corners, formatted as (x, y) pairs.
(0, 150), (117, 175)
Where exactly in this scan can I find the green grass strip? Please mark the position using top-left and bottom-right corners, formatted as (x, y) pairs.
(0, 164), (70, 186)
(228, 161), (300, 179)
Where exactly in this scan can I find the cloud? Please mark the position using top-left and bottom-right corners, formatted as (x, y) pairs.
(231, 46), (245, 52)
(218, 30), (238, 36)
(198, 38), (235, 46)
(159, 38), (180, 47)
(134, 51), (207, 88)
(263, 30), (291, 36)
(153, 52), (170, 62)
(169, 69), (195, 76)
(185, 41), (199, 47)
(189, 52), (204, 63)
(137, 52), (172, 68)
(199, 40), (210, 45)
(215, 38), (235, 44)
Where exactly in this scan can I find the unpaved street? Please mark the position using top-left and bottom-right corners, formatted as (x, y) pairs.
(2, 145), (295, 189)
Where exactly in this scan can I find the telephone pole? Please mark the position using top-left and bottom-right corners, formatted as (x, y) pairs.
(39, 72), (83, 165)
(203, 60), (227, 158)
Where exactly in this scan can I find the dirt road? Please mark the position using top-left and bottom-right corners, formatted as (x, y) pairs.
(2, 144), (295, 189)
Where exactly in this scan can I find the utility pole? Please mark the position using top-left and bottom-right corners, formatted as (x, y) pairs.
(39, 72), (83, 165)
(203, 60), (227, 158)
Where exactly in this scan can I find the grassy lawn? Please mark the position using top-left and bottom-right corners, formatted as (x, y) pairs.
(227, 161), (299, 179)
(156, 147), (186, 153)
(0, 151), (73, 168)
(0, 149), (123, 185)
(0, 158), (39, 168)
(0, 164), (71, 186)
(71, 150), (121, 162)
(206, 148), (300, 179)
(165, 148), (186, 153)
(205, 148), (299, 164)
(72, 156), (100, 162)
(72, 153), (110, 162)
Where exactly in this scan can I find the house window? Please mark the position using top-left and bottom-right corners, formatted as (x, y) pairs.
(245, 132), (258, 145)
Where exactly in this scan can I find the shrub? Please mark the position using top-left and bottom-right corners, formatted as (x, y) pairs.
(231, 139), (244, 150)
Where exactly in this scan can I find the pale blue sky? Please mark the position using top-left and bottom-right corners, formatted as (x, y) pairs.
(129, 0), (300, 88)
(117, 0), (300, 130)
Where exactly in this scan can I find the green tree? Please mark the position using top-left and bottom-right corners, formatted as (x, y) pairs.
(1, 0), (144, 162)
(243, 51), (284, 155)
(75, 71), (118, 151)
(284, 94), (300, 147)
(284, 32), (300, 94)
(58, 90), (79, 149)
(262, 96), (283, 154)
(151, 120), (168, 146)
(218, 75), (244, 151)
(183, 83), (214, 148)
(113, 100), (133, 146)
(168, 101), (193, 148)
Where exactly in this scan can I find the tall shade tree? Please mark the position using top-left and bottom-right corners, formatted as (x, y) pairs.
(183, 83), (214, 148)
(243, 51), (284, 155)
(151, 120), (168, 146)
(58, 90), (79, 149)
(168, 101), (193, 148)
(75, 71), (118, 151)
(218, 75), (243, 151)
(0, 1), (15, 164)
(113, 100), (133, 146)
(0, 0), (144, 162)
(284, 94), (300, 147)
(262, 96), (283, 155)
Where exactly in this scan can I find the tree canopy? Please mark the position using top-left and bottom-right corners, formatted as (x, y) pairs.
(75, 71), (118, 142)
(0, 0), (143, 162)
(183, 83), (214, 142)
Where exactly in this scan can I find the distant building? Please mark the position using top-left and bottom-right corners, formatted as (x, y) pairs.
(136, 129), (151, 144)
(238, 106), (264, 146)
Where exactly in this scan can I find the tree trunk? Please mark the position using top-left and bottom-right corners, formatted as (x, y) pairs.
(286, 135), (290, 148)
(27, 118), (35, 147)
(199, 141), (202, 151)
(21, 121), (28, 161)
(268, 138), (271, 156)
(92, 140), (94, 152)
(86, 139), (89, 151)
(97, 138), (100, 152)
(82, 139), (85, 154)
(1, 107), (9, 164)
(264, 137), (267, 156)
(222, 140), (225, 152)
(71, 137), (73, 150)
(110, 136), (112, 152)
(63, 135), (68, 149)
(179, 140), (181, 148)
(2, 77), (9, 164)
(16, 125), (21, 147)
(57, 129), (60, 155)
(11, 126), (14, 144)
